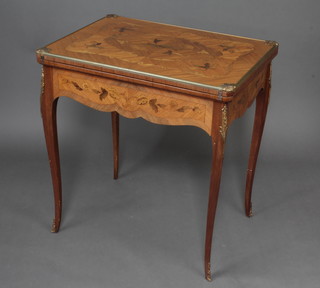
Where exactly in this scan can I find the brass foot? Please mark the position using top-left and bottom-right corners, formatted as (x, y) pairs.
(51, 219), (60, 233)
(205, 262), (212, 281)
(249, 203), (253, 217)
(205, 274), (212, 282)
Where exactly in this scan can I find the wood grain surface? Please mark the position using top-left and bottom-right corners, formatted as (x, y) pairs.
(53, 68), (213, 134)
(37, 15), (278, 97)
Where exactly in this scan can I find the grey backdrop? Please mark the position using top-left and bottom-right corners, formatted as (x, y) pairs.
(1, 1), (319, 288)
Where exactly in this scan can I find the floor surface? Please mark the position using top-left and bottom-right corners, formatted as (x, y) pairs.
(1, 118), (319, 288)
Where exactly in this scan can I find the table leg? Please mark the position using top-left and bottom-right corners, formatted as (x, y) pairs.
(204, 103), (227, 281)
(245, 65), (271, 217)
(40, 66), (62, 233)
(111, 111), (119, 179)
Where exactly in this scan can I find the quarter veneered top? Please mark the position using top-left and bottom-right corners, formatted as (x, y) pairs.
(36, 14), (278, 97)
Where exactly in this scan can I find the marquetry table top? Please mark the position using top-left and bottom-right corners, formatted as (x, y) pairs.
(36, 14), (278, 98)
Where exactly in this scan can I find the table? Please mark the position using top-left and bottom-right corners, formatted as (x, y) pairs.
(36, 14), (278, 281)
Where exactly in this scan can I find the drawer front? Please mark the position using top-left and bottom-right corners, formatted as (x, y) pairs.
(53, 69), (213, 134)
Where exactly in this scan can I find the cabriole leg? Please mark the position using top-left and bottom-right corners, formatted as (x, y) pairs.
(204, 103), (228, 281)
(111, 111), (119, 179)
(40, 66), (62, 232)
(245, 65), (271, 217)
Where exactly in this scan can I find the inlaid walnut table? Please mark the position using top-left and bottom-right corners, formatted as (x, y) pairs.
(36, 14), (278, 281)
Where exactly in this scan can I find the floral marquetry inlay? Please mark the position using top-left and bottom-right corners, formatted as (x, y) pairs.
(39, 15), (278, 98)
(56, 71), (212, 133)
(59, 76), (205, 118)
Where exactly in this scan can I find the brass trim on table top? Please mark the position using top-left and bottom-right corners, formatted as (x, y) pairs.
(106, 14), (119, 18)
(236, 42), (278, 89)
(36, 16), (278, 98)
(36, 48), (223, 91)
(265, 40), (279, 47)
(37, 47), (276, 97)
(220, 84), (237, 92)
(128, 15), (276, 44)
(217, 84), (237, 101)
